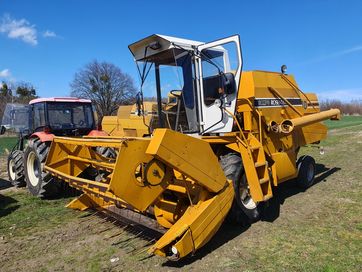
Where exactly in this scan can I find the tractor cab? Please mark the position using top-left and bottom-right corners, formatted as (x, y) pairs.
(28, 97), (96, 136)
(129, 34), (242, 134)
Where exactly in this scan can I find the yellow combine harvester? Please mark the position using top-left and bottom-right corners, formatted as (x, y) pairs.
(44, 34), (340, 260)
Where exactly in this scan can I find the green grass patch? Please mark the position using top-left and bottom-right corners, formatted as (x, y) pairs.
(0, 190), (78, 237)
(324, 115), (362, 129)
(0, 136), (18, 155)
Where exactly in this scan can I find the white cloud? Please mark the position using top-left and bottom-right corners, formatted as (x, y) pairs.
(298, 44), (362, 65)
(317, 88), (362, 102)
(0, 14), (37, 45)
(43, 30), (56, 38)
(0, 68), (11, 78)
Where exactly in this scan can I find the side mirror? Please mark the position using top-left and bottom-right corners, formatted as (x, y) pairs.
(221, 72), (236, 95)
(136, 92), (142, 116)
(0, 125), (6, 135)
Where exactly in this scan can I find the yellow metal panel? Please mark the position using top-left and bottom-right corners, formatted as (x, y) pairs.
(150, 181), (234, 258)
(271, 151), (297, 183)
(109, 140), (171, 211)
(66, 193), (111, 211)
(301, 122), (328, 144)
(146, 129), (227, 193)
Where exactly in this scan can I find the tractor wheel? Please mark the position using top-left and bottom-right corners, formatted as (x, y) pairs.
(7, 150), (26, 187)
(96, 146), (116, 159)
(296, 155), (316, 189)
(220, 152), (260, 225)
(24, 138), (60, 198)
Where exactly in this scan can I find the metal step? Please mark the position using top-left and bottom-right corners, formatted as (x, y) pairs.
(254, 161), (267, 168)
(259, 177), (269, 184)
(263, 194), (273, 201)
(167, 184), (187, 194)
(250, 145), (261, 151)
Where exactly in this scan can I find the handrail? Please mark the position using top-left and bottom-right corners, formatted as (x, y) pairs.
(280, 74), (317, 111)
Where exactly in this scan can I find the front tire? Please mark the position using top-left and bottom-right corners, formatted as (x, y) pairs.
(24, 138), (60, 198)
(7, 150), (25, 187)
(220, 153), (260, 225)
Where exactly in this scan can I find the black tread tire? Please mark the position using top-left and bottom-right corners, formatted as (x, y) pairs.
(96, 146), (116, 159)
(24, 138), (61, 198)
(220, 152), (260, 225)
(7, 150), (26, 187)
(296, 155), (316, 189)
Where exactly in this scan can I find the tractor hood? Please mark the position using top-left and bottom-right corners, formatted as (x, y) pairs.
(128, 34), (204, 61)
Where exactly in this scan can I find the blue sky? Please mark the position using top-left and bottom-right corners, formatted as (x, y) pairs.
(0, 0), (361, 101)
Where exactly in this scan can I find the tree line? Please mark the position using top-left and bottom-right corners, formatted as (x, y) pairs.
(320, 99), (362, 115)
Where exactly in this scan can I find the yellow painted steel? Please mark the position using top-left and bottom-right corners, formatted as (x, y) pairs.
(102, 102), (156, 137)
(109, 139), (171, 212)
(279, 108), (340, 134)
(150, 181), (234, 259)
(44, 129), (234, 260)
(66, 193), (113, 211)
(43, 68), (340, 261)
(146, 129), (227, 193)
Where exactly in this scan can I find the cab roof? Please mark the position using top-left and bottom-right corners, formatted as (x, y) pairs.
(29, 97), (92, 105)
(128, 34), (204, 61)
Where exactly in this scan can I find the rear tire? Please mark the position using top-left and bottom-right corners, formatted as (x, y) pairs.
(220, 153), (260, 225)
(24, 138), (60, 198)
(7, 150), (25, 187)
(296, 155), (316, 189)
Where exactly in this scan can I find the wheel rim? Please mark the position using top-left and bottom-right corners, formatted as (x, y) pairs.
(307, 163), (314, 183)
(27, 151), (40, 186)
(9, 159), (16, 180)
(239, 185), (257, 210)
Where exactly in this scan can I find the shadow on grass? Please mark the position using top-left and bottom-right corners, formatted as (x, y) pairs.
(162, 163), (341, 267)
(0, 177), (12, 190)
(162, 223), (250, 268)
(261, 163), (341, 223)
(0, 193), (19, 217)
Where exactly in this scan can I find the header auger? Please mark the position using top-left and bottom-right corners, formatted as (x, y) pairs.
(43, 34), (340, 260)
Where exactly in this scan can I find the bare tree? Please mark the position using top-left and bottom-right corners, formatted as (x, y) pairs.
(320, 99), (362, 115)
(70, 61), (137, 119)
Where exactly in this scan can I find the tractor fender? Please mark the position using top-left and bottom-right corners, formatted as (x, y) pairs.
(88, 130), (108, 137)
(30, 132), (54, 142)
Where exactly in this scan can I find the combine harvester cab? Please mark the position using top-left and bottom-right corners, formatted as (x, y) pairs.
(44, 34), (340, 260)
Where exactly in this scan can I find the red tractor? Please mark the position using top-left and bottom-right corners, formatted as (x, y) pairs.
(1, 97), (107, 198)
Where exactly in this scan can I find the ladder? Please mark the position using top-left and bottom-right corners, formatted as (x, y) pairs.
(238, 133), (273, 202)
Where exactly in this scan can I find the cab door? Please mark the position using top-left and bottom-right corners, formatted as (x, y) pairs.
(197, 35), (242, 134)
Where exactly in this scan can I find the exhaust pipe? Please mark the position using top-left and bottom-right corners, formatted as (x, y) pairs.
(279, 108), (340, 134)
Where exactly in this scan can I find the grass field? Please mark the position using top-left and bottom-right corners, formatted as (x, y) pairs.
(324, 115), (362, 129)
(0, 136), (18, 155)
(0, 116), (361, 271)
